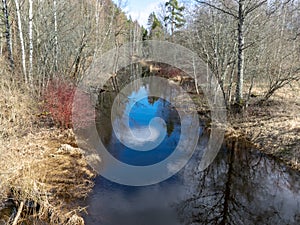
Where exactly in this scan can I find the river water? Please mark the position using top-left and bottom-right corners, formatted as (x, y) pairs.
(83, 85), (300, 225)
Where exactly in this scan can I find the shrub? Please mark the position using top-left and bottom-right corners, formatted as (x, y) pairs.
(43, 79), (94, 129)
(157, 66), (183, 78)
(0, 70), (35, 139)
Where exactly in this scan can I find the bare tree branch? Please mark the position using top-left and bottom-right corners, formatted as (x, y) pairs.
(196, 1), (238, 19)
(245, 0), (267, 15)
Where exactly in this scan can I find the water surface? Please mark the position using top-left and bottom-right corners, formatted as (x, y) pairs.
(84, 85), (300, 225)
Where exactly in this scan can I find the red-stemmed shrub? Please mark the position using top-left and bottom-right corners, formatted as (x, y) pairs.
(43, 79), (94, 129)
(158, 66), (183, 79)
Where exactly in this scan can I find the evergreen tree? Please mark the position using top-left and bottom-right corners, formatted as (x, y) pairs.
(142, 27), (148, 41)
(147, 12), (164, 40)
(164, 0), (186, 39)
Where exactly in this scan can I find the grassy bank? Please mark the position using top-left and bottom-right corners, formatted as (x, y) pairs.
(173, 77), (300, 170)
(229, 82), (300, 170)
(1, 72), (299, 224)
(0, 76), (95, 224)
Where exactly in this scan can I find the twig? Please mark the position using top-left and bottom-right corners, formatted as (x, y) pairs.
(12, 201), (24, 225)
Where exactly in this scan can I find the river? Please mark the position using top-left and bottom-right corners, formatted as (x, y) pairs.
(83, 84), (300, 225)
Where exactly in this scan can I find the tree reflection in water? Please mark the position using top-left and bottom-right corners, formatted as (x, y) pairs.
(91, 67), (300, 224)
(177, 137), (300, 225)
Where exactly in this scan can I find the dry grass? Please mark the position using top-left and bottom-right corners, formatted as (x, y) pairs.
(0, 75), (36, 140)
(0, 69), (96, 224)
(231, 81), (300, 170)
(0, 129), (96, 225)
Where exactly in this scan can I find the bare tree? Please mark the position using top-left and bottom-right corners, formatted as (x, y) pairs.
(14, 0), (27, 82)
(53, 0), (58, 71)
(28, 0), (33, 84)
(196, 0), (268, 107)
(0, 0), (142, 94)
(255, 0), (300, 101)
(184, 3), (238, 106)
(2, 0), (14, 70)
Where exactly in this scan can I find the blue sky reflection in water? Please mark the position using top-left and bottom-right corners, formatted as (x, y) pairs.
(108, 86), (181, 166)
(84, 86), (300, 225)
(86, 85), (187, 225)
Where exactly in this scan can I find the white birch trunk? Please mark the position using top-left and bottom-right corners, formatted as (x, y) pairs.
(14, 0), (27, 82)
(29, 0), (33, 84)
(93, 0), (102, 58)
(0, 16), (2, 56)
(53, 0), (58, 71)
(235, 0), (245, 104)
(192, 56), (200, 95)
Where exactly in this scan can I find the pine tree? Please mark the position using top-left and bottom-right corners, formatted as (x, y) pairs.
(147, 12), (164, 40)
(164, 0), (186, 40)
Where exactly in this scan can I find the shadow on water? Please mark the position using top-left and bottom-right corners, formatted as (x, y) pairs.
(178, 138), (300, 225)
(83, 85), (300, 225)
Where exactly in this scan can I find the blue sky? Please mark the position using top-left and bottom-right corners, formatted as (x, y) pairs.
(112, 0), (165, 27)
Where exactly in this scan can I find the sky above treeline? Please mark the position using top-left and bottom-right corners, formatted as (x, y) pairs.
(112, 0), (165, 27)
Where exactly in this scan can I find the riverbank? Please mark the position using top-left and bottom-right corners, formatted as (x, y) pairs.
(0, 76), (95, 224)
(0, 128), (95, 224)
(229, 82), (300, 171)
(175, 77), (300, 171)
(1, 74), (299, 224)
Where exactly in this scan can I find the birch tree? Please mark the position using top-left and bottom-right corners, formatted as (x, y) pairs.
(196, 0), (268, 107)
(14, 0), (27, 82)
(184, 3), (237, 105)
(0, 0), (141, 93)
(2, 0), (14, 70)
(53, 0), (58, 71)
(28, 0), (33, 84)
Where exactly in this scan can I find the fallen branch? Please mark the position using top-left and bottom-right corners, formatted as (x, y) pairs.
(12, 201), (24, 225)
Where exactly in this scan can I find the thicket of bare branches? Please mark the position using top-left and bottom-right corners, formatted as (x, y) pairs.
(179, 0), (300, 107)
(0, 0), (142, 94)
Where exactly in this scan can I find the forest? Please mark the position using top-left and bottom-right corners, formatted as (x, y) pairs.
(0, 0), (300, 224)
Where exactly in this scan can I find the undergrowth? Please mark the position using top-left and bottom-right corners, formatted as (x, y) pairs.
(0, 72), (35, 139)
(0, 70), (96, 224)
(43, 79), (94, 129)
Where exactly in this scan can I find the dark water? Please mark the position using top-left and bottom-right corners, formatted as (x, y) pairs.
(83, 85), (300, 225)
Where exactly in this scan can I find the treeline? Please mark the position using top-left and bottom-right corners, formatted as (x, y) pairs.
(145, 0), (300, 108)
(0, 0), (142, 93)
(1, 0), (300, 108)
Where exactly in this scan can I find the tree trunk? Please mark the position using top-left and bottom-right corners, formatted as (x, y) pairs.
(235, 0), (245, 104)
(2, 0), (14, 70)
(14, 0), (27, 82)
(53, 0), (58, 71)
(192, 56), (200, 95)
(29, 0), (33, 85)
